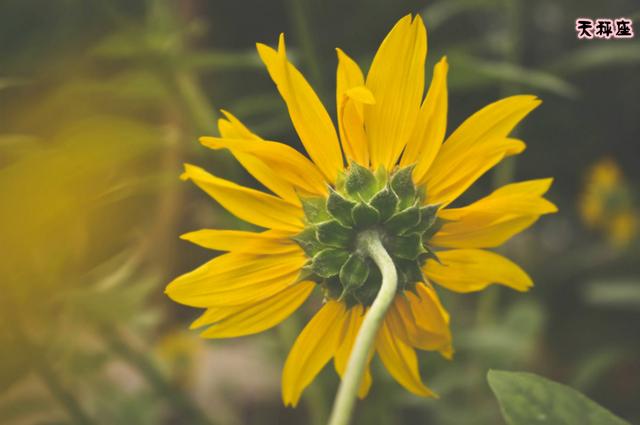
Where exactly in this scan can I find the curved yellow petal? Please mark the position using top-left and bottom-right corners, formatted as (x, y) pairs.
(200, 137), (327, 197)
(432, 179), (557, 248)
(217, 114), (299, 204)
(401, 56), (449, 183)
(339, 90), (373, 167)
(375, 319), (436, 397)
(180, 229), (298, 254)
(219, 110), (261, 140)
(365, 14), (427, 170)
(282, 301), (347, 407)
(422, 137), (526, 207)
(428, 95), (541, 167)
(424, 249), (533, 293)
(181, 164), (303, 232)
(333, 305), (373, 399)
(390, 290), (452, 358)
(404, 285), (453, 358)
(165, 249), (306, 307)
(336, 49), (371, 166)
(257, 35), (343, 183)
(198, 281), (315, 339)
(421, 94), (541, 204)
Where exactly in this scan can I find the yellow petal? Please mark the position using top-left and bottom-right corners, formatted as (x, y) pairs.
(339, 89), (373, 167)
(432, 179), (557, 248)
(333, 305), (373, 399)
(404, 285), (453, 358)
(335, 49), (370, 166)
(424, 249), (533, 293)
(165, 250), (306, 307)
(388, 294), (452, 358)
(422, 137), (526, 207)
(401, 56), (449, 183)
(421, 94), (541, 203)
(217, 113), (299, 203)
(375, 318), (436, 397)
(180, 229), (298, 254)
(365, 15), (427, 170)
(282, 301), (347, 407)
(257, 35), (343, 183)
(181, 164), (303, 232)
(200, 136), (327, 197)
(219, 110), (261, 140)
(198, 281), (315, 339)
(429, 95), (541, 167)
(432, 216), (540, 249)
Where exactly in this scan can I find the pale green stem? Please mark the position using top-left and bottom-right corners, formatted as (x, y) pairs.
(327, 230), (397, 425)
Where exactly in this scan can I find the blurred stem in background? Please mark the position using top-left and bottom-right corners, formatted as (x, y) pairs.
(286, 0), (324, 91)
(479, 0), (523, 327)
(0, 291), (95, 425)
(101, 325), (218, 425)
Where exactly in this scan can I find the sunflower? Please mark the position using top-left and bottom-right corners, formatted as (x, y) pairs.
(166, 14), (557, 406)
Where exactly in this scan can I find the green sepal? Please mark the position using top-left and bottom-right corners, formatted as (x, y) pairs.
(390, 165), (416, 209)
(395, 258), (425, 290)
(421, 246), (442, 264)
(352, 265), (382, 306)
(385, 204), (421, 234)
(297, 263), (317, 282)
(345, 162), (377, 200)
(370, 186), (399, 222)
(316, 220), (352, 247)
(323, 277), (343, 299)
(312, 248), (349, 278)
(415, 204), (440, 233)
(300, 196), (330, 224)
(339, 254), (370, 294)
(334, 169), (347, 193)
(422, 217), (445, 240)
(327, 188), (356, 227)
(388, 233), (425, 260)
(373, 165), (388, 191)
(292, 227), (322, 256)
(351, 201), (380, 228)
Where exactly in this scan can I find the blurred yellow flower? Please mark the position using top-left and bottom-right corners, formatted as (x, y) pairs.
(155, 329), (203, 388)
(580, 158), (637, 246)
(166, 14), (556, 406)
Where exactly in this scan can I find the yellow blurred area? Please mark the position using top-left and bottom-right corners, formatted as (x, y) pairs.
(1, 115), (161, 301)
(579, 158), (638, 246)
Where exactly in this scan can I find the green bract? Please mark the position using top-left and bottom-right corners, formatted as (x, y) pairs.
(293, 163), (443, 307)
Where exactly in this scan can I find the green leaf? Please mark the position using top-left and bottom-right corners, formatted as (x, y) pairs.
(345, 162), (376, 200)
(316, 220), (352, 247)
(550, 44), (640, 74)
(488, 370), (631, 425)
(301, 196), (330, 224)
(449, 54), (579, 98)
(339, 254), (370, 293)
(312, 248), (349, 278)
(351, 202), (380, 229)
(327, 188), (356, 227)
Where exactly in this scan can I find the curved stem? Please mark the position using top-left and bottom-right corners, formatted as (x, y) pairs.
(327, 230), (398, 425)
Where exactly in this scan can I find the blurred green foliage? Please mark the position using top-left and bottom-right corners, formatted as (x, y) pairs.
(0, 0), (639, 424)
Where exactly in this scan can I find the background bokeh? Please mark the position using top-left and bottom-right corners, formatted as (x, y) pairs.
(1, 0), (639, 424)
